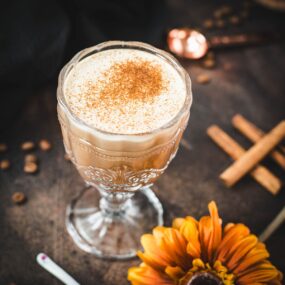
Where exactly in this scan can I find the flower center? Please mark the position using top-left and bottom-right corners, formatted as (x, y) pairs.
(179, 259), (235, 285)
(187, 272), (223, 285)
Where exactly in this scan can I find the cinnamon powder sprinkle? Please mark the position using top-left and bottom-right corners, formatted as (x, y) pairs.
(64, 49), (186, 134)
(87, 60), (165, 108)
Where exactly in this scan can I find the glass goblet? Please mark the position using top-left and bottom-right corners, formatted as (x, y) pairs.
(57, 41), (192, 259)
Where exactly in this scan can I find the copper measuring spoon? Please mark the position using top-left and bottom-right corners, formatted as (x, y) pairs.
(167, 28), (278, 59)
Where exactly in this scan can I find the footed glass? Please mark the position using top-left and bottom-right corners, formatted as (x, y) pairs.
(57, 41), (192, 259)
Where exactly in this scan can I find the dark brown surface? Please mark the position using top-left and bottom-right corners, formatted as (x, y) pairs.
(1, 1), (285, 284)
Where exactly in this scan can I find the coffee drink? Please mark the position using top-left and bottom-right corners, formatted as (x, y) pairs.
(57, 44), (191, 192)
(57, 41), (192, 258)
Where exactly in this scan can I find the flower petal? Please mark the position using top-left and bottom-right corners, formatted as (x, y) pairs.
(237, 262), (282, 285)
(185, 216), (198, 225)
(225, 234), (258, 270)
(186, 242), (201, 260)
(216, 223), (250, 263)
(138, 234), (171, 270)
(233, 242), (269, 274)
(180, 219), (199, 242)
(198, 216), (212, 261)
(153, 226), (167, 243)
(172, 218), (185, 230)
(165, 265), (185, 280)
(224, 223), (235, 233)
(162, 228), (190, 270)
(130, 202), (283, 285)
(208, 201), (222, 261)
(180, 219), (201, 259)
(237, 260), (281, 279)
(128, 263), (173, 285)
(198, 201), (222, 262)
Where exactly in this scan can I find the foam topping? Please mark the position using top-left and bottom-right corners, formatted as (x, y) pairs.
(64, 49), (186, 134)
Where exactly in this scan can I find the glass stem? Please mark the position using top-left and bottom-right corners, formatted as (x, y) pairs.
(99, 189), (134, 216)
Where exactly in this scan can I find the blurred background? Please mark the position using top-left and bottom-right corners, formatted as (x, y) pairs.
(1, 0), (285, 129)
(1, 0), (285, 284)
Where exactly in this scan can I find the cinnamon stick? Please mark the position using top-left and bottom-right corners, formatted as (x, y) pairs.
(220, 120), (285, 187)
(207, 125), (281, 195)
(232, 114), (285, 169)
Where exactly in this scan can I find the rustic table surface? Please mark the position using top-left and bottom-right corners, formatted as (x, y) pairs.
(1, 1), (285, 284)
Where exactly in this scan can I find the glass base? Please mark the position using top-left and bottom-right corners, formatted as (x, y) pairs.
(66, 186), (163, 259)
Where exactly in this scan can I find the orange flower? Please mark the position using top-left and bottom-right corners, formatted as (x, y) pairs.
(128, 201), (282, 285)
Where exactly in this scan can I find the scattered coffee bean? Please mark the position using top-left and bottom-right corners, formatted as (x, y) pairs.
(0, 143), (7, 152)
(25, 154), (37, 163)
(203, 58), (216, 69)
(215, 19), (225, 28)
(0, 159), (10, 170)
(197, 74), (211, 84)
(21, 141), (35, 151)
(229, 15), (241, 25)
(12, 192), (26, 205)
(24, 162), (38, 174)
(39, 139), (52, 151)
(203, 19), (214, 29)
(64, 153), (71, 161)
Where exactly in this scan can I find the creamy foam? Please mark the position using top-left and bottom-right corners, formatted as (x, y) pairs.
(64, 49), (186, 134)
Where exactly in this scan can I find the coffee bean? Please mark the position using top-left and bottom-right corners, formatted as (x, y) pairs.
(0, 143), (7, 152)
(24, 162), (38, 174)
(12, 192), (26, 205)
(21, 141), (35, 151)
(197, 74), (211, 84)
(25, 154), (37, 163)
(64, 153), (71, 161)
(0, 159), (10, 170)
(39, 139), (52, 151)
(203, 58), (216, 69)
(203, 19), (214, 29)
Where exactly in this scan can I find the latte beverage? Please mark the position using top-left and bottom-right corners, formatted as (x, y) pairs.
(58, 45), (191, 191)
